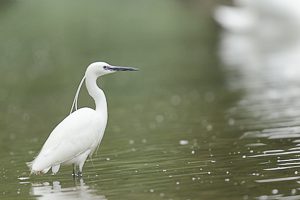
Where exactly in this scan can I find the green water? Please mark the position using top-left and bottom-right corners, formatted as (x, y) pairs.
(1, 0), (299, 199)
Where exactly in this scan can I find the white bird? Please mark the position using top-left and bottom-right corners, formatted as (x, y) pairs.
(27, 62), (138, 176)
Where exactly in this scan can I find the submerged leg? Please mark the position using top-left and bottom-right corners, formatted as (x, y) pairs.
(77, 171), (82, 177)
(77, 162), (84, 177)
(72, 164), (76, 177)
(77, 150), (90, 177)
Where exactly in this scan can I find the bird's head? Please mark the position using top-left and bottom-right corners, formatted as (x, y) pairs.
(86, 62), (138, 76)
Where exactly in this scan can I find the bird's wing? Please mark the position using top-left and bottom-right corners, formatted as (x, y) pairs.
(31, 107), (104, 171)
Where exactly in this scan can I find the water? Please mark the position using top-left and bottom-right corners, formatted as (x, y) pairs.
(1, 0), (300, 199)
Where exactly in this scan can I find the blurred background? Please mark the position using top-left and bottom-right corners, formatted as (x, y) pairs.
(1, 0), (300, 199)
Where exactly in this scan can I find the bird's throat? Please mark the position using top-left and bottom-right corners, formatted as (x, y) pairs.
(85, 73), (108, 114)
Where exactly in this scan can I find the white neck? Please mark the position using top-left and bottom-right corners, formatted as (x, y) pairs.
(85, 71), (107, 114)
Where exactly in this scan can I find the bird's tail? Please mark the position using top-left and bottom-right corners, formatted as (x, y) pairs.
(26, 161), (34, 175)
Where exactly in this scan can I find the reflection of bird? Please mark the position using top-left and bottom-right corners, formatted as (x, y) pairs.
(27, 62), (138, 176)
(31, 179), (107, 200)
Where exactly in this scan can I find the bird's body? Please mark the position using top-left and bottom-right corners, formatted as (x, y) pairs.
(27, 62), (137, 176)
(29, 107), (106, 174)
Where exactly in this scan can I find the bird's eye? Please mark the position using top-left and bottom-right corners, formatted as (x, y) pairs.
(103, 66), (108, 70)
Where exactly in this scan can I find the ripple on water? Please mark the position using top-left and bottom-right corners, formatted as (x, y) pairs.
(222, 22), (300, 198)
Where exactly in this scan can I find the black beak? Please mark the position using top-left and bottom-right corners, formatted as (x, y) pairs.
(107, 66), (139, 71)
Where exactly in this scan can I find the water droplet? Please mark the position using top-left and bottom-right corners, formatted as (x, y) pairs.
(129, 140), (134, 145)
(179, 140), (189, 145)
(206, 124), (213, 131)
(208, 172), (211, 175)
(18, 177), (29, 181)
(225, 178), (230, 182)
(149, 189), (154, 193)
(295, 171), (298, 175)
(106, 158), (110, 161)
(191, 150), (195, 154)
(272, 189), (278, 194)
(192, 177), (196, 181)
(291, 189), (297, 195)
(176, 181), (180, 185)
(242, 155), (246, 158)
(258, 195), (269, 200)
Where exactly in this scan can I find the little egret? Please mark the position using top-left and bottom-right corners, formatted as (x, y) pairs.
(27, 62), (137, 176)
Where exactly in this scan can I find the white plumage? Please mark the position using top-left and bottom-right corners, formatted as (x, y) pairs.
(27, 62), (137, 176)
